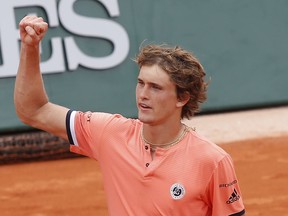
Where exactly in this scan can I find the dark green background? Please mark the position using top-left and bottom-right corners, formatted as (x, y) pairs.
(1, 0), (288, 132)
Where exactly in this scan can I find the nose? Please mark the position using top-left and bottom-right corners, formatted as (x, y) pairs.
(137, 84), (149, 100)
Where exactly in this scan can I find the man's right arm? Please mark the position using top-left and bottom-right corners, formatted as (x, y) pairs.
(14, 16), (69, 141)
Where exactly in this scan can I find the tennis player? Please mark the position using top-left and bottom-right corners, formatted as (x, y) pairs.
(14, 15), (245, 215)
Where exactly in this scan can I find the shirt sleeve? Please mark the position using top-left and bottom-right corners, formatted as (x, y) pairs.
(206, 155), (245, 216)
(66, 110), (133, 160)
(66, 110), (112, 159)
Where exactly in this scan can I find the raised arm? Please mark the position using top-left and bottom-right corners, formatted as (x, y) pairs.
(14, 16), (69, 141)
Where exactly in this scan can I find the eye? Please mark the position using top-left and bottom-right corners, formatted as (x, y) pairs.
(137, 79), (144, 86)
(151, 84), (162, 90)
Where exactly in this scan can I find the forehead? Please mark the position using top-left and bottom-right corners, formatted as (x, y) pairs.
(138, 65), (171, 84)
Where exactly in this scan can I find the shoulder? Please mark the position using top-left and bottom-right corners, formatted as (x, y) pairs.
(185, 128), (229, 164)
(69, 111), (142, 137)
(74, 111), (138, 125)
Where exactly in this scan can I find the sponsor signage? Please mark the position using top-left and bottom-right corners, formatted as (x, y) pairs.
(0, 0), (129, 78)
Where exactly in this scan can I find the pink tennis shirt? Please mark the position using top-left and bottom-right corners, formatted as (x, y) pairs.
(66, 110), (245, 216)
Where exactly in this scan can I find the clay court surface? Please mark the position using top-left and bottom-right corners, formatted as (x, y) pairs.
(0, 107), (287, 216)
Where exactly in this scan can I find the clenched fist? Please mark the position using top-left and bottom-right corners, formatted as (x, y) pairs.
(19, 16), (48, 46)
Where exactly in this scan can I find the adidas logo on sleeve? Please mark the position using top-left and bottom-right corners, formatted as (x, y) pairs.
(226, 188), (240, 204)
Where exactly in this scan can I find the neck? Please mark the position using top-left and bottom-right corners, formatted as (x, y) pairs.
(142, 122), (186, 147)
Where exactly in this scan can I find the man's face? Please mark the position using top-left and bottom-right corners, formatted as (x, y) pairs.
(136, 65), (181, 126)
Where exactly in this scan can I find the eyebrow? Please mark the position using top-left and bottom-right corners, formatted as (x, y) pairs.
(137, 78), (164, 87)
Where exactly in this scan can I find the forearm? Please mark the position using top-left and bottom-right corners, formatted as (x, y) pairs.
(14, 43), (49, 124)
(14, 16), (69, 140)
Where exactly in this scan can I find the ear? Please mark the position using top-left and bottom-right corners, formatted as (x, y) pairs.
(176, 92), (190, 108)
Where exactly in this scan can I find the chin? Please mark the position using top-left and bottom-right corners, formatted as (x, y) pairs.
(138, 114), (152, 124)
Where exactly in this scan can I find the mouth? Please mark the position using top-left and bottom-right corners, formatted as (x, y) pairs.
(138, 102), (152, 110)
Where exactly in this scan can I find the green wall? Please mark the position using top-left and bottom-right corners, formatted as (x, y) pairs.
(1, 0), (288, 132)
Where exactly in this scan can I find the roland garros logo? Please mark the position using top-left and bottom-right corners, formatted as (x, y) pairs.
(170, 183), (185, 200)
